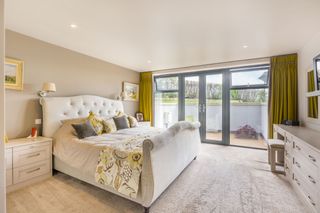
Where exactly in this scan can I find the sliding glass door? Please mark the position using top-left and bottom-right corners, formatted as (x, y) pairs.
(154, 65), (269, 148)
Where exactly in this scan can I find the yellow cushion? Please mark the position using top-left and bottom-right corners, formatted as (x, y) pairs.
(102, 118), (117, 133)
(128, 115), (139, 127)
(87, 111), (104, 135)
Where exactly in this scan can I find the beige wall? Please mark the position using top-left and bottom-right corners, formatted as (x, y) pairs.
(298, 32), (320, 130)
(5, 30), (139, 139)
(0, 0), (5, 211)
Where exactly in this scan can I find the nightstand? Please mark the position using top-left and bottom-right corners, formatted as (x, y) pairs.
(5, 137), (53, 192)
(138, 121), (151, 127)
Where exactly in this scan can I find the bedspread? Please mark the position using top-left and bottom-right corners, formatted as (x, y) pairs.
(94, 130), (161, 198)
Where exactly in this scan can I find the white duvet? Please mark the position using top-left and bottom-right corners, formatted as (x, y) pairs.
(53, 121), (163, 177)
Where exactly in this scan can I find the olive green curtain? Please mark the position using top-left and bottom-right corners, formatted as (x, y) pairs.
(268, 54), (298, 138)
(308, 71), (318, 118)
(139, 72), (153, 123)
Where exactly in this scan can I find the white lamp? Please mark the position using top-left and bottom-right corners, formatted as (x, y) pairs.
(38, 82), (56, 97)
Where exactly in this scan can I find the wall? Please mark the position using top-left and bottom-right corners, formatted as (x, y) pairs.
(0, 0), (5, 211)
(5, 30), (139, 139)
(298, 32), (320, 130)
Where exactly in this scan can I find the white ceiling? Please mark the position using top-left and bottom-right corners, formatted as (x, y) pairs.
(5, 0), (320, 72)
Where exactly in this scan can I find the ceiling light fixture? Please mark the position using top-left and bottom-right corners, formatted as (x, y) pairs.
(70, 24), (78, 29)
(243, 45), (248, 49)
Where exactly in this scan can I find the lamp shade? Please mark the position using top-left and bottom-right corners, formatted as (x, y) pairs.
(42, 82), (56, 92)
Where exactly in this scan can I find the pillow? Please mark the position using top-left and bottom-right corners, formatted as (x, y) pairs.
(113, 115), (130, 130)
(102, 118), (117, 133)
(128, 115), (139, 128)
(87, 111), (104, 135)
(71, 121), (97, 139)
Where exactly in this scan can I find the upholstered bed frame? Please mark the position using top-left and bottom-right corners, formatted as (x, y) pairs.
(41, 95), (201, 212)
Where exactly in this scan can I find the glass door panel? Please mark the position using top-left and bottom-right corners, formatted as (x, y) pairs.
(184, 76), (199, 122)
(205, 74), (223, 142)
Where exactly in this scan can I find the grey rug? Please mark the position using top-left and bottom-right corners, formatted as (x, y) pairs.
(7, 144), (307, 213)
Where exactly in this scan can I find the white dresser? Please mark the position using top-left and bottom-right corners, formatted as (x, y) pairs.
(5, 137), (52, 192)
(274, 124), (320, 213)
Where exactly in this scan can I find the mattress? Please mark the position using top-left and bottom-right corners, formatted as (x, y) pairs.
(53, 120), (162, 177)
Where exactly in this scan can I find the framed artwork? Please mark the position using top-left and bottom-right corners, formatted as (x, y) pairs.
(135, 112), (144, 122)
(123, 82), (139, 101)
(5, 58), (24, 90)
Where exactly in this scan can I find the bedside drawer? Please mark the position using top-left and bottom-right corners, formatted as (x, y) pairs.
(6, 169), (12, 186)
(5, 148), (12, 169)
(294, 137), (320, 168)
(13, 142), (51, 168)
(13, 160), (50, 184)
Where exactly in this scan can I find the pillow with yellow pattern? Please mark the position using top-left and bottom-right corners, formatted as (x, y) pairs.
(128, 115), (139, 127)
(102, 118), (117, 133)
(87, 111), (104, 135)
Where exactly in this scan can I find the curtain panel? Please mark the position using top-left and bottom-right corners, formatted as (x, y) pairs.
(139, 72), (153, 123)
(268, 54), (298, 138)
(308, 70), (318, 118)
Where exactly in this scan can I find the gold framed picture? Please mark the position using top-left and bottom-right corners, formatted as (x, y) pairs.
(5, 58), (24, 90)
(123, 82), (139, 101)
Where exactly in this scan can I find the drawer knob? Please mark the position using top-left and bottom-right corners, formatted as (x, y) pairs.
(308, 175), (316, 184)
(295, 145), (301, 151)
(295, 161), (301, 168)
(307, 196), (316, 206)
(308, 155), (316, 163)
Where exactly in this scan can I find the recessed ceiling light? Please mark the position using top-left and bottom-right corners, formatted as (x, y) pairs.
(243, 45), (248, 49)
(147, 60), (152, 64)
(70, 24), (78, 29)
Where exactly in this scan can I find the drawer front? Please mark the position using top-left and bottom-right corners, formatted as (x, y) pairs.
(13, 143), (51, 168)
(6, 169), (12, 186)
(293, 172), (318, 212)
(5, 148), (12, 169)
(13, 160), (50, 184)
(293, 137), (320, 168)
(293, 153), (319, 188)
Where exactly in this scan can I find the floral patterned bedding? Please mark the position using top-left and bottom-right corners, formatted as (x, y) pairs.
(94, 129), (162, 198)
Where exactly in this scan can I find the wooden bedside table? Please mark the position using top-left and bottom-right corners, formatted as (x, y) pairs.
(138, 121), (151, 127)
(5, 136), (53, 192)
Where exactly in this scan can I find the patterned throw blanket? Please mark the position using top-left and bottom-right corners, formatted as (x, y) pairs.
(95, 130), (161, 198)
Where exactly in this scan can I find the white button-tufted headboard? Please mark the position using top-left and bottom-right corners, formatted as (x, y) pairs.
(41, 95), (124, 137)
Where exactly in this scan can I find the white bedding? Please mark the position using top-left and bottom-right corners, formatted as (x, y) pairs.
(53, 121), (163, 177)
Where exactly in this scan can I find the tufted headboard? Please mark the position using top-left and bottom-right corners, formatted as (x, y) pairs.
(41, 95), (124, 137)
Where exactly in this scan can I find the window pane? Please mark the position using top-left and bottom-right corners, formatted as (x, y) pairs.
(185, 76), (199, 122)
(231, 69), (269, 87)
(156, 77), (178, 91)
(154, 92), (179, 128)
(230, 88), (268, 149)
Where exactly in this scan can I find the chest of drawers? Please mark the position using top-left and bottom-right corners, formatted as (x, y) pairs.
(274, 125), (320, 213)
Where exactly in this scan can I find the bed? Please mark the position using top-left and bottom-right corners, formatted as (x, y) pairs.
(41, 95), (201, 212)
